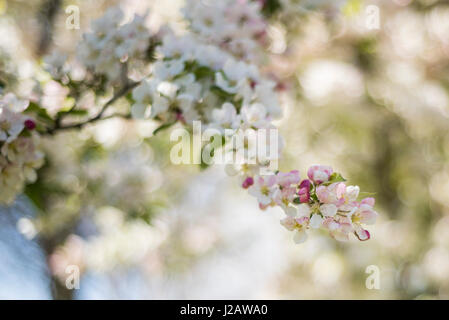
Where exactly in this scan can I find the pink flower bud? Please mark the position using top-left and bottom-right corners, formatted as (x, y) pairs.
(24, 119), (36, 130)
(242, 177), (254, 189)
(250, 79), (257, 89)
(298, 180), (310, 203)
(299, 179), (311, 189)
(307, 165), (333, 184)
(175, 111), (185, 123)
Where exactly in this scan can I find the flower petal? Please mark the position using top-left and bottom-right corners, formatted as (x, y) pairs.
(297, 203), (311, 217)
(320, 203), (337, 217)
(293, 230), (308, 244)
(310, 214), (324, 229)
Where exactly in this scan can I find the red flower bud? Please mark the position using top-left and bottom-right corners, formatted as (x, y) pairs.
(242, 177), (254, 189)
(24, 119), (36, 130)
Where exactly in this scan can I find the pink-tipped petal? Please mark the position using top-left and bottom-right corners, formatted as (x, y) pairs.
(354, 228), (370, 241)
(361, 197), (375, 206)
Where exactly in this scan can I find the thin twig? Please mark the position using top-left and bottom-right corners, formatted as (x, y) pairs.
(93, 81), (138, 120)
(46, 113), (132, 132)
(43, 81), (139, 135)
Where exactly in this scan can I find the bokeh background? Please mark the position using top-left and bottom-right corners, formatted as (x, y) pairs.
(1, 0), (449, 299)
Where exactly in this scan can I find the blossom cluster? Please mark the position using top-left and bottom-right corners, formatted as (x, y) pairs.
(132, 32), (283, 170)
(0, 93), (43, 204)
(77, 7), (152, 81)
(132, 0), (281, 175)
(244, 165), (377, 243)
(133, 33), (281, 121)
(181, 0), (268, 60)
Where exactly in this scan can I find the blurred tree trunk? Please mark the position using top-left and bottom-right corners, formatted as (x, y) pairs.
(40, 233), (77, 300)
(36, 0), (62, 56)
(34, 0), (75, 300)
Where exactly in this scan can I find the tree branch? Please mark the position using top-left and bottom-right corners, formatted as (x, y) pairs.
(44, 81), (139, 135)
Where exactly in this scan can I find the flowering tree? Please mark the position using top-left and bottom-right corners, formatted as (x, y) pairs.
(0, 0), (378, 250)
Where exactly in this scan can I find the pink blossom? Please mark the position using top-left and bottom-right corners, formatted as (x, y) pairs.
(316, 182), (345, 204)
(280, 210), (310, 243)
(248, 175), (277, 206)
(280, 216), (297, 231)
(326, 217), (353, 241)
(351, 203), (378, 225)
(276, 170), (300, 187)
(274, 186), (296, 206)
(316, 182), (360, 211)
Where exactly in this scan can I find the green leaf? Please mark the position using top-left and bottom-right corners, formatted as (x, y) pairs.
(58, 109), (88, 117)
(69, 109), (88, 116)
(127, 206), (155, 225)
(56, 109), (88, 118)
(210, 85), (234, 100)
(359, 191), (377, 197)
(19, 130), (31, 138)
(323, 172), (347, 186)
(81, 142), (106, 162)
(194, 66), (215, 79)
(25, 185), (45, 212)
(261, 0), (282, 17)
(153, 121), (176, 136)
(62, 97), (76, 110)
(25, 102), (54, 124)
(125, 92), (136, 105)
